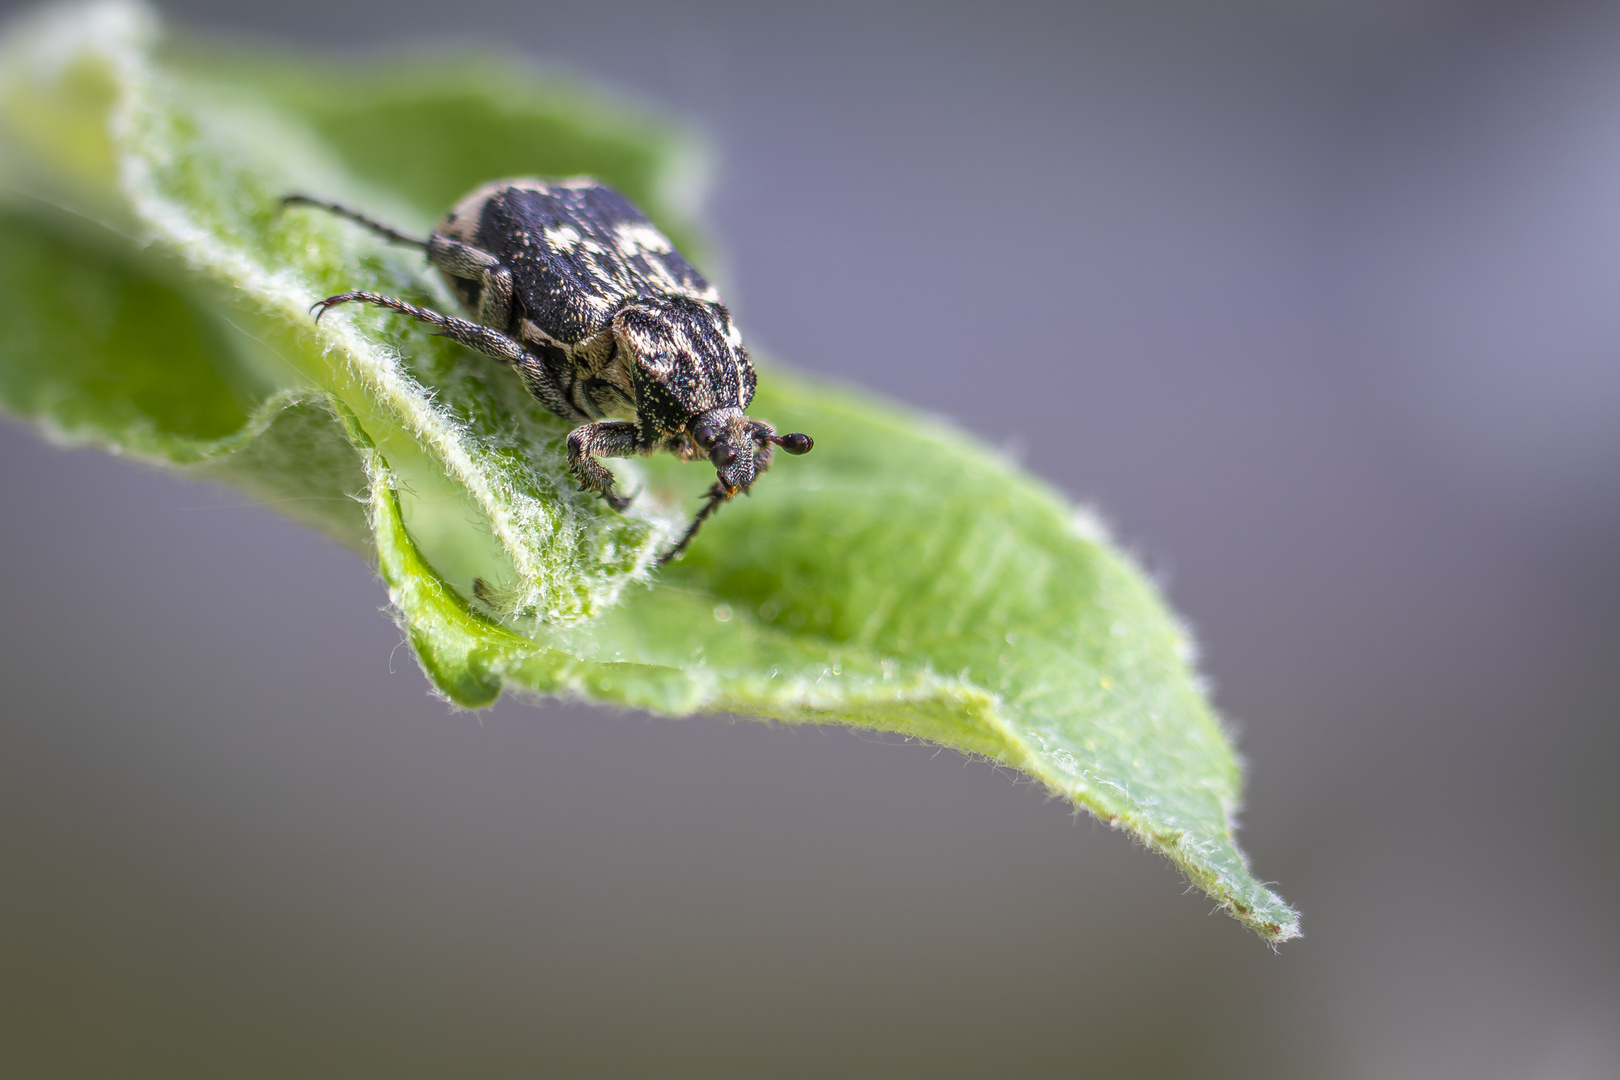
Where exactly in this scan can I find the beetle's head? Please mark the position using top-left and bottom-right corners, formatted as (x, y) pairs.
(688, 408), (813, 496)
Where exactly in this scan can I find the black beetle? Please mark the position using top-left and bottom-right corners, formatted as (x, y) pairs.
(286, 178), (812, 563)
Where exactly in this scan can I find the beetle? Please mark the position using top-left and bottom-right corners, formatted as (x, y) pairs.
(284, 178), (812, 564)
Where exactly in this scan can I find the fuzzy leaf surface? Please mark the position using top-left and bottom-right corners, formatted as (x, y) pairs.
(0, 1), (1298, 940)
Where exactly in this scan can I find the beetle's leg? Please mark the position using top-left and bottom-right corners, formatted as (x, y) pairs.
(750, 440), (775, 479)
(312, 290), (530, 361)
(282, 195), (429, 248)
(284, 198), (516, 330)
(658, 483), (731, 565)
(310, 291), (581, 423)
(426, 234), (515, 329)
(566, 420), (641, 511)
(659, 432), (705, 462)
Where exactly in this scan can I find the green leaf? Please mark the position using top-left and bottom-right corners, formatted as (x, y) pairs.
(0, 0), (1298, 941)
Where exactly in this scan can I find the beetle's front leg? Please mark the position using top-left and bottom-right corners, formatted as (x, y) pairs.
(657, 483), (732, 565)
(566, 420), (641, 511)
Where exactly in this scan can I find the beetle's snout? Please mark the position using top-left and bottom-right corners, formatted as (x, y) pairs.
(710, 439), (754, 494)
(691, 411), (753, 493)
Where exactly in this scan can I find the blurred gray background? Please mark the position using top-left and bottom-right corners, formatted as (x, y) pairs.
(2, 0), (1618, 1076)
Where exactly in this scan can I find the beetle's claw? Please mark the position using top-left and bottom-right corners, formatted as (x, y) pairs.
(310, 293), (358, 323)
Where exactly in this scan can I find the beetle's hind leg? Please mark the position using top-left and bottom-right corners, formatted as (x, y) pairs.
(282, 195), (429, 248)
(310, 291), (583, 426)
(312, 290), (529, 363)
(566, 421), (641, 511)
(286, 196), (515, 331)
(426, 235), (515, 329)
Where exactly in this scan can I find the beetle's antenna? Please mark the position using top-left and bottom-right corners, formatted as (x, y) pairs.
(658, 483), (731, 566)
(766, 432), (814, 455)
(282, 194), (430, 249)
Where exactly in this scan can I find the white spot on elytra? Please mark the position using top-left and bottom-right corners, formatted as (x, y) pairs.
(543, 225), (582, 248)
(614, 222), (672, 255)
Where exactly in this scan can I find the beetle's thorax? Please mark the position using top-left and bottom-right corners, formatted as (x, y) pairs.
(612, 295), (756, 437)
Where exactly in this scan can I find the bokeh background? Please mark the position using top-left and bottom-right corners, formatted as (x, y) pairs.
(2, 1), (1618, 1076)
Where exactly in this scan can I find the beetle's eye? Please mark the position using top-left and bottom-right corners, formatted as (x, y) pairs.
(774, 432), (814, 455)
(691, 423), (717, 450)
(710, 443), (738, 469)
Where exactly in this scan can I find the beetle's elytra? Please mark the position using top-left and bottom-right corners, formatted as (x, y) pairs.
(285, 178), (812, 565)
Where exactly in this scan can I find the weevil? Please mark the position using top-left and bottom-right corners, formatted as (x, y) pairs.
(284, 179), (812, 564)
